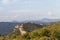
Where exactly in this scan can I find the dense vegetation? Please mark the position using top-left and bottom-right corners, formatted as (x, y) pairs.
(0, 22), (60, 40)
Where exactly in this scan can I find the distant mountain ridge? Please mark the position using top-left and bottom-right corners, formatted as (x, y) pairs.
(41, 18), (60, 22)
(22, 18), (60, 24)
(0, 18), (60, 35)
(33, 18), (60, 24)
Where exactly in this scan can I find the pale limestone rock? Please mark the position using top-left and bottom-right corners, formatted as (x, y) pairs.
(14, 24), (26, 35)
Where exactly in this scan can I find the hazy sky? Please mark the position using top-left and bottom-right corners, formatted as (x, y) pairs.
(0, 0), (60, 22)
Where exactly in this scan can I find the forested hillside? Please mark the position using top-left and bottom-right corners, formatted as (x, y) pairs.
(0, 22), (60, 40)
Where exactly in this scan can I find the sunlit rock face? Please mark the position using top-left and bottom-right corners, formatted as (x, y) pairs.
(14, 24), (26, 35)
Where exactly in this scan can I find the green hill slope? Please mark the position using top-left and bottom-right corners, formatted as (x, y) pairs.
(0, 22), (60, 40)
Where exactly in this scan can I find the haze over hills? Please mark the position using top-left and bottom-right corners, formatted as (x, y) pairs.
(0, 18), (60, 35)
(35, 18), (60, 24)
(21, 18), (60, 24)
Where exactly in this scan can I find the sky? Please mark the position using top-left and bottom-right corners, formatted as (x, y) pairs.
(0, 0), (60, 22)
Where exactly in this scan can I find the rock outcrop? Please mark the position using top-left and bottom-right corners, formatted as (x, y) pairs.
(14, 24), (26, 35)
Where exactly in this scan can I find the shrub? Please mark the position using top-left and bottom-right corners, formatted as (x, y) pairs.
(21, 32), (30, 40)
(40, 28), (51, 37)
